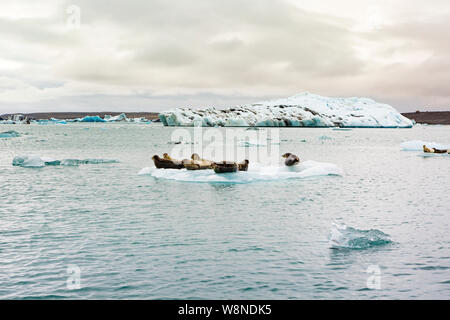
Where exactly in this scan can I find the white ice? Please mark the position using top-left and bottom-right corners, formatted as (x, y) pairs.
(139, 160), (342, 184)
(401, 140), (450, 151)
(159, 92), (413, 128)
(12, 155), (118, 168)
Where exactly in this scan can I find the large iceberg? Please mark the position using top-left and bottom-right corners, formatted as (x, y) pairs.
(159, 92), (413, 128)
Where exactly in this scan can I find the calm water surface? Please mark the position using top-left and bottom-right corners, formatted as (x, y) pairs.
(0, 123), (449, 299)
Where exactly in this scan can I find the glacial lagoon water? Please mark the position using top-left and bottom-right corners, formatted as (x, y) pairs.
(0, 123), (449, 299)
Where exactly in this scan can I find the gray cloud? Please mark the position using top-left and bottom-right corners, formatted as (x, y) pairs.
(1, 0), (450, 113)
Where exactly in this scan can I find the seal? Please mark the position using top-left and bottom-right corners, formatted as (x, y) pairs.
(282, 153), (300, 166)
(152, 154), (184, 169)
(182, 153), (214, 170)
(213, 161), (238, 173)
(238, 159), (249, 171)
(423, 145), (449, 154)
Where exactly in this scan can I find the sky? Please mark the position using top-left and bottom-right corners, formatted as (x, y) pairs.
(1, 0), (450, 114)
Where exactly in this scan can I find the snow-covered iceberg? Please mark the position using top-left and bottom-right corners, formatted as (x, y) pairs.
(139, 160), (342, 184)
(104, 113), (128, 122)
(158, 92), (413, 128)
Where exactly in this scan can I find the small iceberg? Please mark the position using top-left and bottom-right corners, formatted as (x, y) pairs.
(12, 155), (59, 168)
(401, 140), (450, 151)
(104, 113), (128, 122)
(0, 130), (20, 138)
(12, 155), (118, 168)
(139, 160), (342, 184)
(329, 222), (392, 250)
(80, 116), (106, 123)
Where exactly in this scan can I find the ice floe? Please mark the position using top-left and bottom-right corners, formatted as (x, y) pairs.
(401, 140), (450, 151)
(12, 155), (118, 168)
(329, 222), (392, 250)
(139, 160), (342, 184)
(159, 92), (413, 128)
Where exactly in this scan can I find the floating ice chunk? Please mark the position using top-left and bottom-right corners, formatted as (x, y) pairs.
(12, 155), (45, 168)
(0, 130), (20, 138)
(105, 113), (128, 122)
(13, 155), (118, 168)
(328, 222), (392, 250)
(401, 140), (450, 151)
(40, 157), (61, 166)
(80, 116), (106, 122)
(139, 160), (342, 184)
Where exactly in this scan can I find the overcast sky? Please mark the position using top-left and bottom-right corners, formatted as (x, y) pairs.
(1, 0), (450, 114)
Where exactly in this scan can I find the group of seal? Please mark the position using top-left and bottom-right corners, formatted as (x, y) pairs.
(423, 145), (450, 154)
(152, 153), (249, 174)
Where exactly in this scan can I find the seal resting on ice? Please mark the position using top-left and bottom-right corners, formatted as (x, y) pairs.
(152, 154), (184, 169)
(238, 159), (249, 171)
(213, 161), (238, 173)
(423, 145), (449, 154)
(282, 153), (300, 166)
(182, 153), (214, 170)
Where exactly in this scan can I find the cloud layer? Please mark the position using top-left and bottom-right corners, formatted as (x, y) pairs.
(1, 0), (450, 113)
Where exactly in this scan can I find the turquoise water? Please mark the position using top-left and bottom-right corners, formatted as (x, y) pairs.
(0, 123), (449, 299)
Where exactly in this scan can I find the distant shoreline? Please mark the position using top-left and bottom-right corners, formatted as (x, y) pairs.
(0, 112), (160, 121)
(401, 111), (450, 125)
(1, 111), (450, 125)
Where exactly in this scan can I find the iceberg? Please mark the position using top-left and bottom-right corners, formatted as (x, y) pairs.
(158, 92), (413, 128)
(104, 113), (128, 122)
(139, 160), (342, 184)
(328, 222), (392, 250)
(80, 116), (106, 122)
(12, 155), (49, 168)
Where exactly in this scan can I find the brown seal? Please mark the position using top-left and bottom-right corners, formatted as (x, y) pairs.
(152, 155), (184, 169)
(282, 153), (300, 166)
